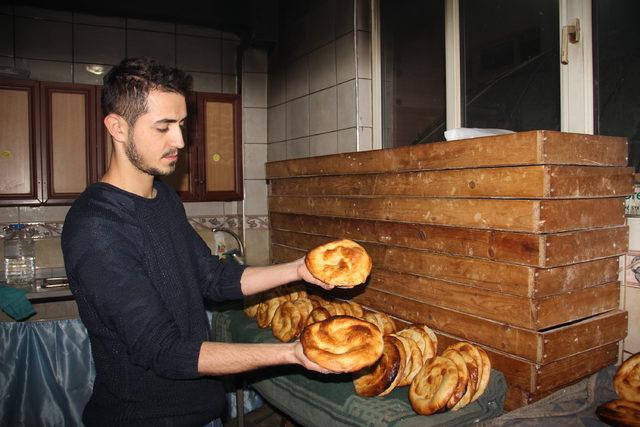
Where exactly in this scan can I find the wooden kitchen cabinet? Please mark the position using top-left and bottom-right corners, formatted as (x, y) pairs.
(194, 92), (243, 201)
(98, 91), (243, 202)
(40, 82), (98, 204)
(0, 79), (98, 206)
(0, 78), (42, 205)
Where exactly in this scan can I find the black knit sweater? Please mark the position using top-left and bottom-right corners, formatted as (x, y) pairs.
(61, 180), (245, 426)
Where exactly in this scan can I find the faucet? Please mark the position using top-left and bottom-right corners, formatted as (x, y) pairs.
(212, 228), (245, 265)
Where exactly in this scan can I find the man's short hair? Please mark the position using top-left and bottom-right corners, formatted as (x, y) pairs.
(101, 57), (192, 125)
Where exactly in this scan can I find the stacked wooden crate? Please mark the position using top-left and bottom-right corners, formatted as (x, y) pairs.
(265, 130), (633, 410)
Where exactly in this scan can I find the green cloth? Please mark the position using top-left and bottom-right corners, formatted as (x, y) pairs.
(0, 284), (35, 321)
(212, 308), (506, 427)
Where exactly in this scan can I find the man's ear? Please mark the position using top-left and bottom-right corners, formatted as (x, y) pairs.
(103, 113), (129, 143)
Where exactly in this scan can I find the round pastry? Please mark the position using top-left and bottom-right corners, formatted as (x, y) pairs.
(271, 301), (304, 342)
(301, 315), (384, 373)
(307, 294), (328, 309)
(615, 353), (640, 403)
(446, 346), (479, 411)
(409, 356), (459, 416)
(324, 302), (346, 317)
(306, 306), (331, 326)
(449, 342), (489, 402)
(441, 349), (470, 410)
(391, 333), (423, 386)
(305, 239), (373, 287)
(338, 300), (355, 317)
(472, 346), (491, 402)
(397, 325), (436, 364)
(347, 301), (364, 319)
(292, 297), (314, 325)
(363, 311), (397, 336)
(243, 294), (260, 318)
(353, 335), (406, 397)
(256, 293), (283, 329)
(596, 399), (640, 427)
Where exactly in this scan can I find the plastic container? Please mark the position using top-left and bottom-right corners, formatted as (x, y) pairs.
(3, 223), (36, 288)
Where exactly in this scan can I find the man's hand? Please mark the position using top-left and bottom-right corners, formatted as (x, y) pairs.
(296, 257), (334, 290)
(290, 341), (334, 374)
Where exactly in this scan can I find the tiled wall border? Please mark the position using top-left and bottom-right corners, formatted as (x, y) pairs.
(0, 215), (266, 239)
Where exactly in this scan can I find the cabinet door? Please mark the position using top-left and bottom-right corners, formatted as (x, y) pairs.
(196, 92), (243, 200)
(0, 78), (42, 205)
(158, 93), (200, 201)
(41, 83), (97, 204)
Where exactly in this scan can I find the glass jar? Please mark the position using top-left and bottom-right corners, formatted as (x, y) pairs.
(3, 223), (36, 288)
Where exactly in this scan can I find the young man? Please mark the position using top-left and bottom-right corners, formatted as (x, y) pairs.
(61, 57), (334, 427)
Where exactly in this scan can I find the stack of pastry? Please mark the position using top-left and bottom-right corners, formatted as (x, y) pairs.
(596, 353), (640, 426)
(409, 342), (491, 415)
(353, 323), (492, 416)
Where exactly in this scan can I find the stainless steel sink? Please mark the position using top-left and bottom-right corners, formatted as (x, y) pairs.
(41, 277), (69, 289)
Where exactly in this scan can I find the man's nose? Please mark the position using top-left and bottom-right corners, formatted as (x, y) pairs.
(173, 127), (185, 149)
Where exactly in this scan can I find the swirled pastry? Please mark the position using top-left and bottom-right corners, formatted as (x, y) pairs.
(397, 325), (436, 365)
(615, 353), (640, 403)
(449, 342), (490, 402)
(271, 301), (304, 342)
(363, 311), (397, 336)
(409, 356), (459, 415)
(441, 349), (469, 410)
(354, 335), (406, 397)
(306, 306), (331, 326)
(243, 294), (260, 318)
(305, 239), (372, 287)
(391, 333), (423, 386)
(301, 315), (383, 373)
(445, 345), (478, 411)
(596, 399), (640, 427)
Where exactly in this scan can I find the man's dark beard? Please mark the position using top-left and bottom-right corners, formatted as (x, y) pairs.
(125, 130), (177, 176)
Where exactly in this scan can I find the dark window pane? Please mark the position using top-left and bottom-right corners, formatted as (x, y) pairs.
(461, 0), (560, 131)
(381, 0), (445, 147)
(594, 0), (640, 170)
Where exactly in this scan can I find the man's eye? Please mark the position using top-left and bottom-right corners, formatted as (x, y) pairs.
(157, 128), (169, 133)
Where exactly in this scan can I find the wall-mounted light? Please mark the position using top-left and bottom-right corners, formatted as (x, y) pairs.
(85, 64), (107, 75)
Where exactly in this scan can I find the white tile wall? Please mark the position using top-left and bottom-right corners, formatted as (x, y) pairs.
(222, 75), (237, 94)
(74, 24), (125, 65)
(309, 43), (337, 92)
(176, 35), (221, 72)
(337, 80), (357, 129)
(268, 105), (286, 143)
(356, 31), (372, 79)
(243, 48), (268, 73)
(286, 57), (309, 100)
(625, 285), (640, 354)
(0, 14), (13, 57)
(15, 17), (72, 61)
(338, 127), (358, 153)
(287, 137), (310, 159)
(336, 33), (356, 84)
(243, 73), (268, 108)
(310, 132), (338, 157)
(127, 30), (175, 65)
(243, 108), (268, 143)
(190, 72), (222, 93)
(286, 96), (309, 139)
(309, 86), (337, 134)
(15, 58), (73, 82)
(267, 141), (287, 162)
(244, 144), (267, 179)
(244, 180), (268, 215)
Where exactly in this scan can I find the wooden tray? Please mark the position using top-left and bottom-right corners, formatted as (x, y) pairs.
(270, 213), (628, 268)
(266, 130), (628, 178)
